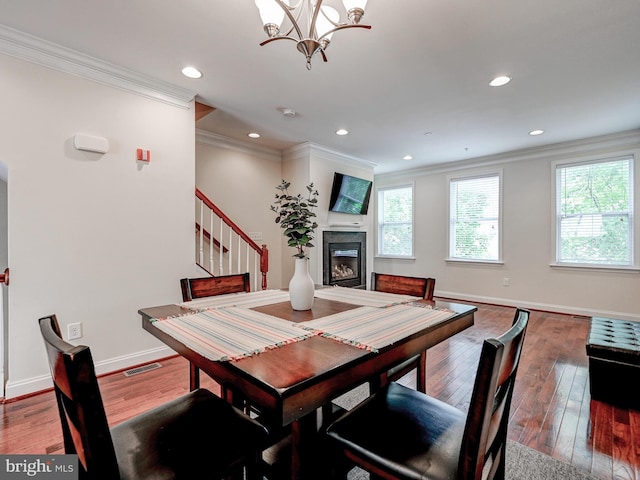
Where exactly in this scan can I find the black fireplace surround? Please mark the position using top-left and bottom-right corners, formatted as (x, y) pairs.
(322, 231), (366, 289)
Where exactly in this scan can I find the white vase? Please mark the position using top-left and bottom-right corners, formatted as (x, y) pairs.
(289, 257), (315, 311)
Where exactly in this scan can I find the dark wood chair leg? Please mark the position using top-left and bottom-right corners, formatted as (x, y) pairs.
(189, 362), (200, 391)
(321, 403), (334, 429)
(371, 373), (383, 394)
(495, 450), (506, 480)
(417, 351), (427, 393)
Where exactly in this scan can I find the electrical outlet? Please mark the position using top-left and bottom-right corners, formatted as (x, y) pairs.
(503, 277), (510, 287)
(67, 322), (82, 340)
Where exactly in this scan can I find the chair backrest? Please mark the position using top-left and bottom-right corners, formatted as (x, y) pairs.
(370, 272), (436, 300)
(459, 308), (530, 480)
(39, 315), (120, 480)
(180, 272), (250, 301)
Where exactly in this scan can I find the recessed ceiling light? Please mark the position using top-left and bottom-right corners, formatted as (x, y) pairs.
(403, 155), (413, 161)
(247, 132), (261, 139)
(529, 129), (544, 136)
(336, 129), (349, 136)
(489, 75), (511, 87)
(181, 66), (202, 79)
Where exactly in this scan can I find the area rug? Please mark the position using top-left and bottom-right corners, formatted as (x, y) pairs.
(345, 440), (600, 480)
(504, 441), (600, 480)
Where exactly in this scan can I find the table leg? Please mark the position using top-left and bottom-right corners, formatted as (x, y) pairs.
(290, 411), (322, 480)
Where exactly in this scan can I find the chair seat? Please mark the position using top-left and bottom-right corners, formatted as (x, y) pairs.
(112, 389), (269, 480)
(326, 382), (465, 480)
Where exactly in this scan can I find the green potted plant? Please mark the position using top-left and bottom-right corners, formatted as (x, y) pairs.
(271, 180), (319, 258)
(271, 180), (319, 310)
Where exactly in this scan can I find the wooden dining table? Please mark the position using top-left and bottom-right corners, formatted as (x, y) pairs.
(139, 288), (476, 480)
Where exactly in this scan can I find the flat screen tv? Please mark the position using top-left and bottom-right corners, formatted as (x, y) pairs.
(328, 172), (373, 215)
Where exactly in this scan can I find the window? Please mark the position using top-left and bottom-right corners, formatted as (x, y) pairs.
(555, 156), (634, 267)
(377, 185), (413, 256)
(448, 173), (501, 262)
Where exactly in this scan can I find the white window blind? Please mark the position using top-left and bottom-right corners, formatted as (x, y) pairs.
(556, 157), (633, 266)
(377, 185), (413, 256)
(449, 174), (500, 261)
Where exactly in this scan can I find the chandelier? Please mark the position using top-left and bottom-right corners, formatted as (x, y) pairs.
(254, 0), (371, 70)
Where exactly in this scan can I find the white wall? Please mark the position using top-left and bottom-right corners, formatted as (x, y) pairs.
(199, 141), (377, 289)
(0, 53), (197, 398)
(374, 131), (640, 320)
(283, 143), (375, 286)
(195, 132), (284, 289)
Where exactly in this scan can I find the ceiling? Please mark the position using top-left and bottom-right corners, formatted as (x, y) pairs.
(1, 0), (639, 174)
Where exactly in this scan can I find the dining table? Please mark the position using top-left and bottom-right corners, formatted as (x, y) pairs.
(139, 286), (477, 480)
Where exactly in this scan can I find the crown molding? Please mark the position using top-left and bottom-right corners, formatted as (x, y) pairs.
(196, 129), (282, 162)
(0, 24), (196, 109)
(284, 142), (377, 170)
(378, 129), (640, 181)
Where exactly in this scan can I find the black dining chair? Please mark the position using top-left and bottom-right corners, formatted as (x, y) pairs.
(323, 273), (437, 426)
(180, 274), (293, 477)
(180, 273), (251, 392)
(180, 272), (251, 302)
(371, 272), (436, 393)
(181, 273), (285, 434)
(39, 314), (269, 480)
(325, 308), (530, 480)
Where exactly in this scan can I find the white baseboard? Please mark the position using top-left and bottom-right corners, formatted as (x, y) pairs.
(4, 345), (175, 400)
(436, 290), (640, 322)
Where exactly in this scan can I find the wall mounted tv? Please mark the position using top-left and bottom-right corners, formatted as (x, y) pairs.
(328, 172), (373, 215)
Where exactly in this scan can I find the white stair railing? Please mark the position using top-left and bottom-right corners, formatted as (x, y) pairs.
(195, 188), (268, 291)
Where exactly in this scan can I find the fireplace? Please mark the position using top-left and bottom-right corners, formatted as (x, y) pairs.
(323, 231), (366, 289)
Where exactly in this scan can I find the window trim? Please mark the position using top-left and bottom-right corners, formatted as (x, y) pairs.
(551, 154), (637, 271)
(376, 182), (415, 258)
(446, 169), (503, 264)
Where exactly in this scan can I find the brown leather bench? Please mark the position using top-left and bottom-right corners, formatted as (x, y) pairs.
(586, 317), (640, 409)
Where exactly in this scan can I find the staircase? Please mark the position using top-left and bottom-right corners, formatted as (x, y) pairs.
(195, 188), (268, 290)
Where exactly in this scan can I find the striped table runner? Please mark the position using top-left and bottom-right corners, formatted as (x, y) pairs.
(314, 286), (421, 307)
(300, 304), (455, 352)
(150, 307), (313, 361)
(179, 289), (291, 310)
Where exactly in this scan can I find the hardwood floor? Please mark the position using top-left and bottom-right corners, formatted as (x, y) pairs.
(1, 301), (638, 479)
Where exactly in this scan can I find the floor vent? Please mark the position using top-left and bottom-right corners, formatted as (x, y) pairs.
(123, 362), (162, 377)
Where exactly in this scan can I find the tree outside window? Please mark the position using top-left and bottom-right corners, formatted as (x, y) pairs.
(377, 186), (413, 256)
(449, 173), (501, 262)
(556, 157), (633, 266)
